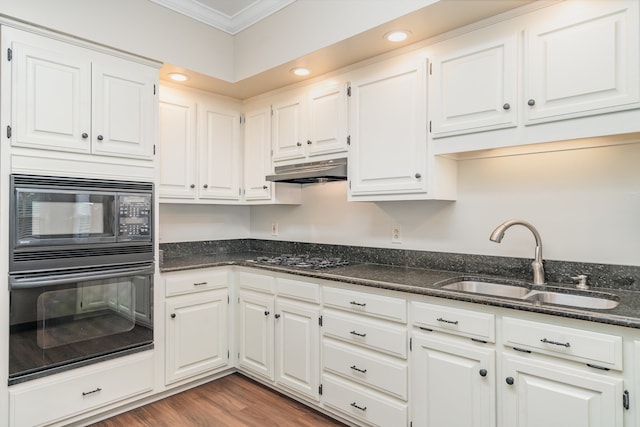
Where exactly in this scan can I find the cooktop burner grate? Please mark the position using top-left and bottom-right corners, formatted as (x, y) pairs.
(251, 254), (349, 269)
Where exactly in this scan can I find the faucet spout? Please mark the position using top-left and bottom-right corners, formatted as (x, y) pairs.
(490, 219), (546, 285)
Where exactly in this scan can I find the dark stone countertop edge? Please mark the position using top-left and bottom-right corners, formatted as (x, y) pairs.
(160, 253), (640, 331)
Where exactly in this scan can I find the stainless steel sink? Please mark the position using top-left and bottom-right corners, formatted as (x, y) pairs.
(438, 278), (620, 310)
(523, 290), (619, 309)
(441, 280), (530, 299)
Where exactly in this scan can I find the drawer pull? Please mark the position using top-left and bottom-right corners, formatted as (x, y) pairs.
(350, 365), (367, 374)
(350, 330), (367, 338)
(436, 317), (459, 325)
(193, 281), (208, 286)
(82, 387), (102, 396)
(479, 369), (488, 377)
(350, 402), (367, 412)
(506, 377), (515, 385)
(623, 390), (630, 410)
(349, 301), (367, 307)
(541, 338), (570, 348)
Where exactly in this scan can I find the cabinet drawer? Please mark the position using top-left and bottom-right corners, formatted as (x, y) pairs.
(411, 301), (495, 342)
(503, 317), (623, 370)
(10, 352), (153, 427)
(323, 287), (407, 323)
(237, 271), (276, 293)
(322, 374), (408, 427)
(323, 310), (407, 359)
(165, 269), (228, 296)
(323, 339), (407, 400)
(277, 277), (320, 303)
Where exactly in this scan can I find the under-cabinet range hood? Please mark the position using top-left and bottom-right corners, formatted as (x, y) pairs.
(266, 158), (347, 184)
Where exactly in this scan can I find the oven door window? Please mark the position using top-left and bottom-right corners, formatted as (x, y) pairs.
(15, 189), (116, 246)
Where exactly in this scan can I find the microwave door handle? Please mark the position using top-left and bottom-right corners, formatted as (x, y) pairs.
(9, 265), (154, 289)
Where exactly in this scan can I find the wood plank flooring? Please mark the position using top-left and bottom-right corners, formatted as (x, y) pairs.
(89, 373), (346, 427)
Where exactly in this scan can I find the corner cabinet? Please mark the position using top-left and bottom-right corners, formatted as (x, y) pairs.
(347, 53), (456, 201)
(5, 26), (157, 160)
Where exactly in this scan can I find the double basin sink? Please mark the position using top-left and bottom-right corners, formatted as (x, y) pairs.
(437, 277), (620, 310)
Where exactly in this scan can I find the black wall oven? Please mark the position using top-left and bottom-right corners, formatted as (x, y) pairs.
(8, 174), (155, 385)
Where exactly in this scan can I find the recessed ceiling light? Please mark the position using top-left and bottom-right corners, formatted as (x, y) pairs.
(168, 72), (189, 82)
(291, 67), (311, 76)
(385, 30), (411, 42)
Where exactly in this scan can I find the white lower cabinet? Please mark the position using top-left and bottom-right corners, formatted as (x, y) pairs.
(502, 353), (624, 427)
(9, 351), (153, 427)
(164, 268), (230, 385)
(411, 333), (496, 427)
(321, 287), (408, 426)
(237, 272), (321, 401)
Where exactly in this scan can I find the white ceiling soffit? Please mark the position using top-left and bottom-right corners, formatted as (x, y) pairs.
(149, 0), (296, 35)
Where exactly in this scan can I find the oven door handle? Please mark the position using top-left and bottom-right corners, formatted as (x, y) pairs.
(9, 264), (154, 289)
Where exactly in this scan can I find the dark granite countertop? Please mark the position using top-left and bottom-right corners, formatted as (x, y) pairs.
(160, 252), (640, 330)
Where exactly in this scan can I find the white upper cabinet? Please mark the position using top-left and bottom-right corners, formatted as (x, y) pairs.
(348, 54), (430, 199)
(524, 0), (640, 124)
(7, 27), (156, 160)
(158, 84), (241, 203)
(271, 82), (348, 165)
(243, 104), (273, 201)
(430, 31), (518, 137)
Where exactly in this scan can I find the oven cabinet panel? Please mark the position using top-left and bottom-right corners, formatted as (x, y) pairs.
(502, 353), (624, 427)
(165, 289), (229, 385)
(5, 26), (157, 160)
(9, 351), (153, 427)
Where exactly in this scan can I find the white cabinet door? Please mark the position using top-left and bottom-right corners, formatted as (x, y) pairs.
(348, 55), (428, 197)
(10, 30), (92, 153)
(198, 99), (241, 200)
(91, 56), (156, 159)
(271, 96), (306, 162)
(430, 31), (517, 137)
(524, 0), (640, 124)
(158, 87), (197, 199)
(243, 105), (272, 201)
(502, 353), (623, 427)
(307, 82), (348, 157)
(238, 290), (275, 381)
(165, 289), (229, 384)
(411, 333), (495, 427)
(275, 298), (320, 401)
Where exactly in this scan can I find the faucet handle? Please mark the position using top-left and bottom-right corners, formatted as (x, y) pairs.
(571, 274), (589, 290)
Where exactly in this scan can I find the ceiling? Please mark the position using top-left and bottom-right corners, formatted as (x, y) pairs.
(157, 0), (537, 100)
(149, 0), (296, 34)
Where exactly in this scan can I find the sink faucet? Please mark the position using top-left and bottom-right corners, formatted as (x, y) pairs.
(489, 219), (546, 285)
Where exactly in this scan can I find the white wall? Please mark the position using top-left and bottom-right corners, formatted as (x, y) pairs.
(158, 204), (250, 243)
(249, 143), (640, 266)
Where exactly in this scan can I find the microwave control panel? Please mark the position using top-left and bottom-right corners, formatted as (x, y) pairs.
(118, 194), (152, 240)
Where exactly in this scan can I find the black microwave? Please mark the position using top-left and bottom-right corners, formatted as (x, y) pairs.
(10, 174), (154, 272)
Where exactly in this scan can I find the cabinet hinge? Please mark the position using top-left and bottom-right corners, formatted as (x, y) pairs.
(153, 144), (156, 155)
(429, 62), (432, 75)
(409, 337), (412, 351)
(227, 350), (230, 359)
(240, 115), (245, 125)
(6, 125), (12, 139)
(623, 390), (630, 410)
(7, 48), (12, 61)
(153, 84), (156, 95)
(238, 297), (240, 304)
(318, 384), (323, 396)
(347, 84), (351, 97)
(318, 315), (323, 326)
(227, 295), (230, 304)
(429, 120), (432, 133)
(346, 135), (351, 146)
(270, 106), (273, 116)
(348, 180), (351, 189)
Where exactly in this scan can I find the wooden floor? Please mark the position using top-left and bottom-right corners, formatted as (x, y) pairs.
(89, 373), (346, 427)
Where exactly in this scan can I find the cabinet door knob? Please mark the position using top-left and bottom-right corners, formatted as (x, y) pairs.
(81, 132), (89, 139)
(503, 103), (511, 110)
(264, 311), (270, 316)
(415, 173), (422, 179)
(203, 184), (208, 189)
(506, 377), (514, 385)
(307, 140), (312, 145)
(97, 134), (104, 141)
(170, 313), (176, 319)
(296, 142), (302, 147)
(274, 314), (281, 319)
(262, 185), (268, 190)
(190, 184), (195, 188)
(479, 369), (488, 377)
(527, 99), (536, 106)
